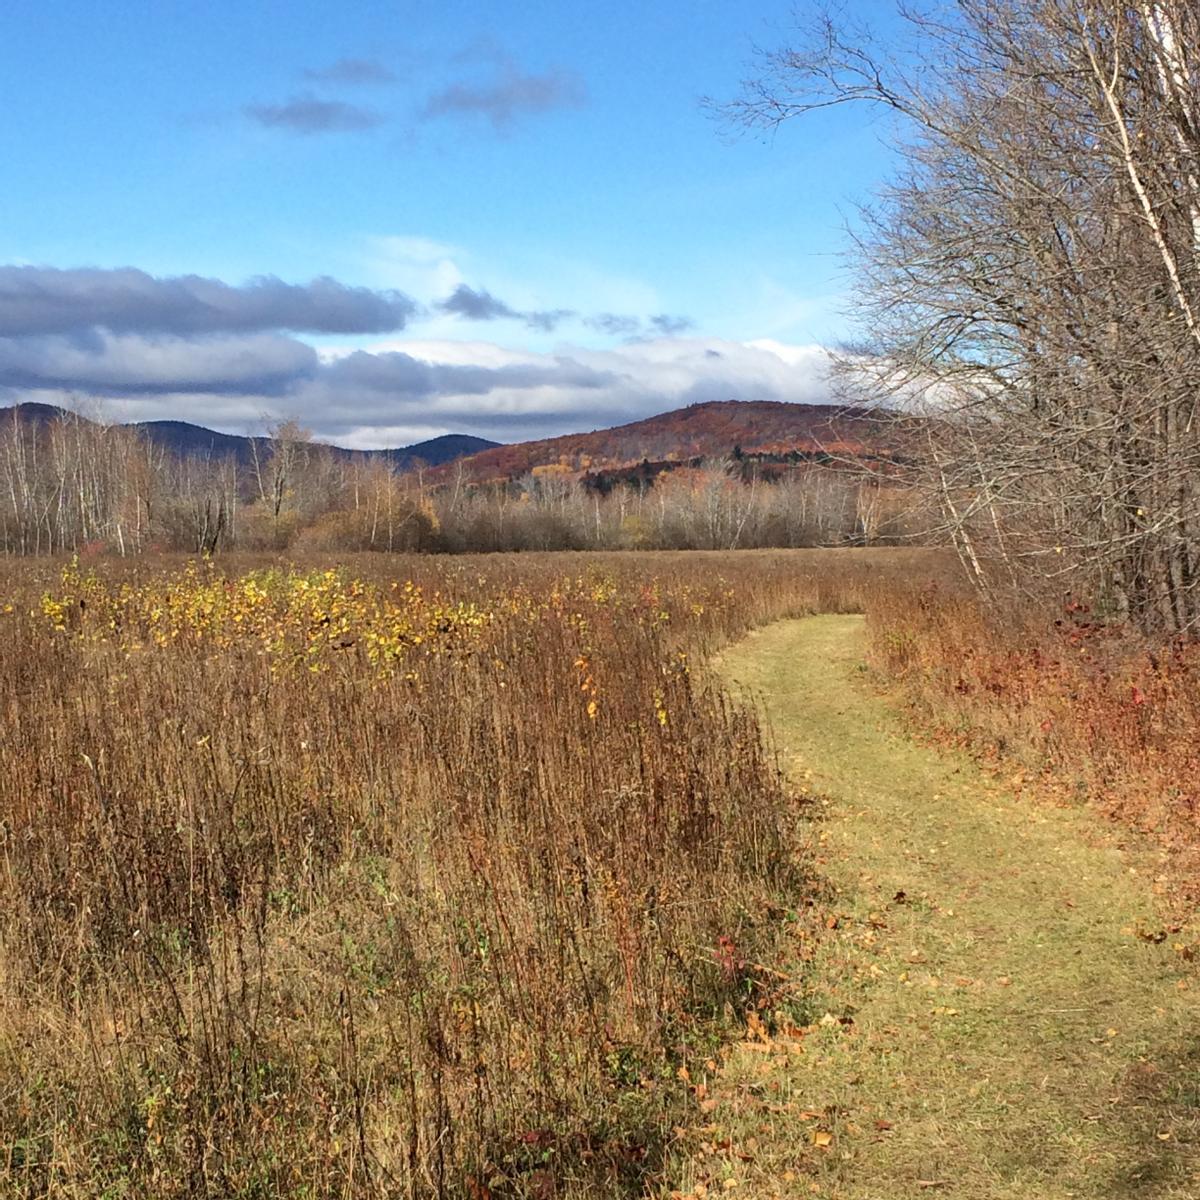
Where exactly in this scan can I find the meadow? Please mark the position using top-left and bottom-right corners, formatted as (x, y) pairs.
(0, 548), (925, 1198)
(6, 545), (1200, 1198)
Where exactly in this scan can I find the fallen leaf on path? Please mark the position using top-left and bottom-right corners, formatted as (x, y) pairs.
(746, 1011), (771, 1043)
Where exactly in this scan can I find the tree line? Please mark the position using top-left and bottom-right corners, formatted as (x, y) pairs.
(0, 407), (922, 556)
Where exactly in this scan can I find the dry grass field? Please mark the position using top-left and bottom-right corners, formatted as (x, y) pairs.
(7, 546), (1200, 1199)
(0, 548), (930, 1198)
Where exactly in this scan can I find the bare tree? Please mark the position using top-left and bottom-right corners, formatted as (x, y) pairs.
(729, 0), (1200, 632)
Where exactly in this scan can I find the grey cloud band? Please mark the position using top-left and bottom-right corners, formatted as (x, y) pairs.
(0, 267), (416, 337)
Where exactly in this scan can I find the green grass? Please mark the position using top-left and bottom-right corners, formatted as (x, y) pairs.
(671, 615), (1200, 1199)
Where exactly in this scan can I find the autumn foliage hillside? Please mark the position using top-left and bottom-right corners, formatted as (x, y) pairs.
(432, 399), (905, 484)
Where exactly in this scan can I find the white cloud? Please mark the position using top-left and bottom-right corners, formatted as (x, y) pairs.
(290, 334), (836, 442)
(363, 235), (466, 303)
(334, 423), (458, 450)
(745, 339), (835, 368)
(356, 338), (543, 368)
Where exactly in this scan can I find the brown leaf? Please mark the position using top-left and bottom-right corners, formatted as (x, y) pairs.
(746, 1010), (771, 1043)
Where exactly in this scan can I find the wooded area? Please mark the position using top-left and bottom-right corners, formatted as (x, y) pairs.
(735, 0), (1200, 632)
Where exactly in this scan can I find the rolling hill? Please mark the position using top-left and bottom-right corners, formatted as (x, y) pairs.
(431, 399), (905, 484)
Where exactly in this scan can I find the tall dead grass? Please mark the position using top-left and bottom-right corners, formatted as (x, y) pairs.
(869, 582), (1200, 909)
(0, 548), (928, 1198)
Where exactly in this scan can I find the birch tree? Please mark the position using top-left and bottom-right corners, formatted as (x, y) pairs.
(732, 0), (1200, 631)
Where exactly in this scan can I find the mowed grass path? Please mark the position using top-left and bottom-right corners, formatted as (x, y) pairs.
(679, 616), (1199, 1199)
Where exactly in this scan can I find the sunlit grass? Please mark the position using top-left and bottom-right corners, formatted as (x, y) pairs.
(689, 616), (1200, 1199)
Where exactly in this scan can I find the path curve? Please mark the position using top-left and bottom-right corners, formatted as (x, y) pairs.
(683, 615), (1198, 1199)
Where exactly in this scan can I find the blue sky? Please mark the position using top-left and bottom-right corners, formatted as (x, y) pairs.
(0, 0), (902, 446)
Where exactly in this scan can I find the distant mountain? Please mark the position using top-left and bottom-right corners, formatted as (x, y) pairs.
(432, 399), (907, 484)
(131, 420), (258, 463)
(0, 403), (499, 469)
(384, 434), (501, 470)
